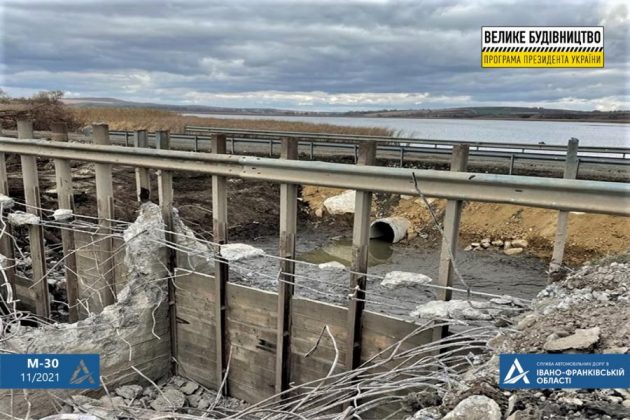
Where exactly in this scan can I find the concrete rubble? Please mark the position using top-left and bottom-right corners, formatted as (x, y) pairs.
(7, 210), (40, 226)
(0, 202), (171, 418)
(381, 270), (432, 289)
(407, 257), (630, 420)
(410, 298), (525, 321)
(323, 189), (355, 215)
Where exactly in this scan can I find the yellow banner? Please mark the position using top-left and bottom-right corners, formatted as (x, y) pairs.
(481, 52), (604, 68)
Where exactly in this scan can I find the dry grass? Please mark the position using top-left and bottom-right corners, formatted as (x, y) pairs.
(71, 107), (392, 136)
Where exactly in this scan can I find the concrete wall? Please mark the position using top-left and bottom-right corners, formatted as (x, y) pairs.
(0, 203), (171, 418)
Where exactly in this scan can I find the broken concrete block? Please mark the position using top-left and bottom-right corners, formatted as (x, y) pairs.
(442, 395), (502, 420)
(543, 327), (600, 351)
(220, 243), (265, 261)
(115, 384), (143, 400)
(7, 211), (40, 226)
(180, 381), (200, 395)
(150, 388), (186, 411)
(381, 271), (432, 289)
(323, 190), (355, 215)
(0, 194), (14, 209)
(52, 208), (73, 221)
(318, 261), (346, 271)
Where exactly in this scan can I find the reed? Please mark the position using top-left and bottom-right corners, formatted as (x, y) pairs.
(71, 107), (392, 136)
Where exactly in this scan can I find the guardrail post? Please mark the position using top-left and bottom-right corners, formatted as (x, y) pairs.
(434, 144), (469, 340)
(51, 122), (79, 322)
(353, 144), (359, 163)
(509, 154), (515, 175)
(124, 131), (130, 147)
(0, 123), (16, 302)
(549, 138), (579, 276)
(309, 141), (314, 160)
(399, 146), (405, 167)
(230, 137), (235, 154)
(193, 135), (199, 152)
(92, 123), (117, 306)
(346, 141), (376, 371)
(275, 137), (298, 395)
(17, 119), (50, 318)
(268, 139), (274, 157)
(212, 133), (229, 394)
(134, 130), (151, 202)
(156, 131), (178, 374)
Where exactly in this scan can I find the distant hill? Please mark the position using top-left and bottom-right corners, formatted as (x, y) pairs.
(343, 106), (630, 122)
(62, 98), (629, 122)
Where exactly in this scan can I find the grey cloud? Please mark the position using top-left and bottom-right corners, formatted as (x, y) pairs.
(1, 0), (627, 110)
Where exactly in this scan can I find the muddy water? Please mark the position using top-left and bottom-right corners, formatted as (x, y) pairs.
(232, 228), (548, 319)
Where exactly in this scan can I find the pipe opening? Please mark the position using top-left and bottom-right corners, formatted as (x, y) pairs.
(369, 217), (410, 244)
(370, 221), (395, 242)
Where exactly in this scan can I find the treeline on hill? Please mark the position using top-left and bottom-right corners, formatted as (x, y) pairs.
(0, 89), (82, 131)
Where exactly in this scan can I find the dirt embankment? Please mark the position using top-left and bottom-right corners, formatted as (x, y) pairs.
(302, 186), (630, 267)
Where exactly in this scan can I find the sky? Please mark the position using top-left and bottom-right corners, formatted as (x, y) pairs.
(0, 0), (628, 111)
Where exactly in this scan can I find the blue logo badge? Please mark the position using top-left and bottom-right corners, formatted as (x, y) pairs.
(500, 354), (630, 389)
(0, 354), (100, 389)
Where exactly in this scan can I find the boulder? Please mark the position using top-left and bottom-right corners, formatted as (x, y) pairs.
(114, 384), (143, 400)
(512, 239), (529, 248)
(318, 261), (346, 271)
(220, 243), (265, 261)
(543, 327), (600, 351)
(323, 190), (356, 215)
(442, 395), (501, 420)
(504, 247), (523, 256)
(180, 381), (199, 395)
(491, 239), (504, 247)
(150, 388), (186, 411)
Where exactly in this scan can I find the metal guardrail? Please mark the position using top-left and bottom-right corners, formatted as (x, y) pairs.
(1, 137), (629, 216)
(109, 130), (630, 173)
(184, 125), (630, 156)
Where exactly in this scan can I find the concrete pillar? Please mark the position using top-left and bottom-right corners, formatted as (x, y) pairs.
(17, 119), (50, 318)
(212, 133), (229, 395)
(156, 131), (177, 375)
(549, 138), (580, 276)
(275, 137), (298, 394)
(134, 130), (150, 202)
(92, 123), (116, 306)
(346, 141), (376, 371)
(51, 122), (79, 322)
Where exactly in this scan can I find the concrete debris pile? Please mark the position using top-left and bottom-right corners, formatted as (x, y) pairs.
(465, 237), (529, 256)
(407, 258), (630, 420)
(52, 375), (245, 419)
(410, 296), (527, 323)
(0, 202), (171, 418)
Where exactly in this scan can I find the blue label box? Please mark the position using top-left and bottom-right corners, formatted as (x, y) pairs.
(500, 354), (630, 389)
(0, 354), (100, 389)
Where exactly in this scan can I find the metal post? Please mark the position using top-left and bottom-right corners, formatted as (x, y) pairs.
(17, 119), (50, 318)
(156, 131), (178, 374)
(549, 138), (580, 275)
(509, 154), (515, 175)
(194, 135), (199, 152)
(230, 138), (235, 154)
(269, 139), (274, 157)
(353, 144), (359, 163)
(434, 145), (469, 340)
(309, 141), (314, 160)
(275, 137), (298, 394)
(134, 130), (150, 202)
(399, 146), (405, 167)
(50, 122), (79, 322)
(0, 123), (16, 301)
(92, 123), (116, 306)
(212, 133), (229, 394)
(124, 131), (130, 147)
(346, 141), (376, 371)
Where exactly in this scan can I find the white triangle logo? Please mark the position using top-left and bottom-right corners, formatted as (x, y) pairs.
(504, 357), (530, 384)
